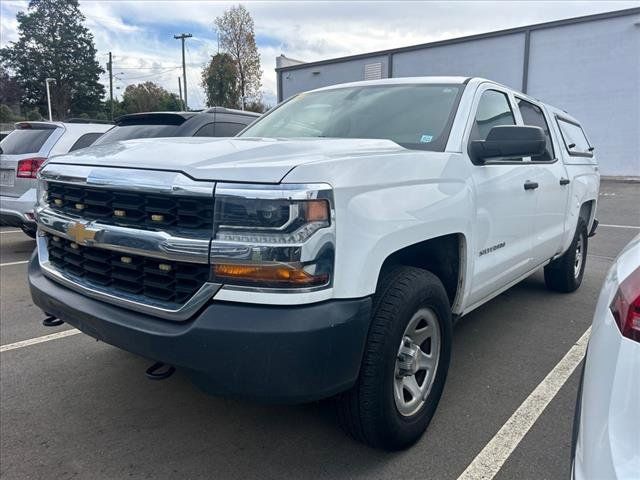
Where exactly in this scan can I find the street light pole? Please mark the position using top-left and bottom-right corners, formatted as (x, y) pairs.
(45, 78), (56, 122)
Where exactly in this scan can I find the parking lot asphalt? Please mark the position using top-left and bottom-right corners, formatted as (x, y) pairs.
(1, 180), (638, 480)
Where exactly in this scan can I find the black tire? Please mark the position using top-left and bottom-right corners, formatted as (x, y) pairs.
(544, 218), (588, 293)
(337, 266), (452, 450)
(21, 225), (36, 239)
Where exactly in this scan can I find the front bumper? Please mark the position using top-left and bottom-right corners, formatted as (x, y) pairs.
(28, 254), (372, 403)
(0, 188), (37, 229)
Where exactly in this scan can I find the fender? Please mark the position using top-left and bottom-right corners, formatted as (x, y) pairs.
(286, 151), (475, 300)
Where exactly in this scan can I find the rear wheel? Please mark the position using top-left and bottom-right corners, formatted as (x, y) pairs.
(337, 266), (452, 450)
(544, 218), (588, 293)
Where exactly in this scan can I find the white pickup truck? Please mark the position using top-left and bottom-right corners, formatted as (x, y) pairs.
(28, 77), (599, 450)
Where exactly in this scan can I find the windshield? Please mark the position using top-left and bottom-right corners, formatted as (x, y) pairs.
(92, 124), (182, 145)
(0, 127), (56, 155)
(240, 84), (464, 151)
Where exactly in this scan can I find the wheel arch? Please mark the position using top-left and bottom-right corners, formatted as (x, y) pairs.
(376, 233), (468, 314)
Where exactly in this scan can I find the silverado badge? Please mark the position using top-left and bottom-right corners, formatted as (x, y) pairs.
(66, 222), (99, 245)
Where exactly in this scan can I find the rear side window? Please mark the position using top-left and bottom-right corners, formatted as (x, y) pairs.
(69, 132), (104, 152)
(516, 98), (554, 162)
(214, 122), (246, 137)
(470, 90), (515, 141)
(92, 124), (181, 145)
(0, 128), (55, 155)
(194, 123), (215, 137)
(556, 118), (593, 157)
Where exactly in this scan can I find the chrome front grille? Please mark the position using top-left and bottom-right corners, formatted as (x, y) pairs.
(36, 165), (220, 321)
(46, 234), (210, 305)
(47, 182), (214, 234)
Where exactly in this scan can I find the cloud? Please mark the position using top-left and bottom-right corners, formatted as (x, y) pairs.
(1, 0), (637, 109)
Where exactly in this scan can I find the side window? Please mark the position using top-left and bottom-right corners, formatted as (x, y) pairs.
(469, 90), (515, 142)
(556, 118), (593, 157)
(214, 122), (246, 137)
(194, 123), (215, 137)
(68, 132), (104, 152)
(516, 98), (554, 161)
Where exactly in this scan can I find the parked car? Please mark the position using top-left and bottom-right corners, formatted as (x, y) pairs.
(0, 120), (112, 237)
(28, 77), (599, 450)
(0, 130), (12, 141)
(91, 107), (260, 146)
(572, 234), (640, 479)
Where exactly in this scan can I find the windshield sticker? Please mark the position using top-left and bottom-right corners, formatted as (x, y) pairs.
(420, 134), (434, 143)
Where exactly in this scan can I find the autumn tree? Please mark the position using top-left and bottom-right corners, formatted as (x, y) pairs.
(0, 0), (105, 119)
(202, 53), (240, 108)
(121, 82), (182, 114)
(215, 5), (262, 109)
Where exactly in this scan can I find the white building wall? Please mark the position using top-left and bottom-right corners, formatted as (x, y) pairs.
(277, 10), (640, 176)
(527, 14), (640, 177)
(392, 33), (526, 90)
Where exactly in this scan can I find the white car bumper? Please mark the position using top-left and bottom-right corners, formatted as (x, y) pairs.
(0, 188), (37, 229)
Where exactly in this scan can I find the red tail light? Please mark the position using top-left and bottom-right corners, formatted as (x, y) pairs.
(16, 157), (47, 179)
(610, 266), (640, 342)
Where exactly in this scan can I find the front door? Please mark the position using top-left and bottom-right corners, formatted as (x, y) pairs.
(465, 86), (537, 306)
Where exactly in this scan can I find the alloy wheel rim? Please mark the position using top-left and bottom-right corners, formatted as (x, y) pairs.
(393, 308), (441, 417)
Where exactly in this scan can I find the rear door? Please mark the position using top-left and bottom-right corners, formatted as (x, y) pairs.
(0, 123), (62, 197)
(515, 98), (570, 264)
(465, 86), (537, 306)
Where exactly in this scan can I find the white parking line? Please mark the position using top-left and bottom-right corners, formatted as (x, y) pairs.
(599, 224), (640, 230)
(457, 327), (591, 480)
(0, 329), (81, 353)
(0, 260), (29, 267)
(0, 230), (23, 235)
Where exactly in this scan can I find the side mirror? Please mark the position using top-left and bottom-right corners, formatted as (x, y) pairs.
(469, 125), (546, 163)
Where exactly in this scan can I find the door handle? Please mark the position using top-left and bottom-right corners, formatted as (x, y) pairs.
(560, 178), (570, 186)
(524, 181), (539, 191)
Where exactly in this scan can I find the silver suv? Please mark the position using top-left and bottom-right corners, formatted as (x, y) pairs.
(0, 121), (112, 236)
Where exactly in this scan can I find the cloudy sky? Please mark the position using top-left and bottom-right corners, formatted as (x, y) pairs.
(1, 1), (636, 108)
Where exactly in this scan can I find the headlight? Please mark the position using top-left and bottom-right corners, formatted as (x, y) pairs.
(210, 183), (335, 290)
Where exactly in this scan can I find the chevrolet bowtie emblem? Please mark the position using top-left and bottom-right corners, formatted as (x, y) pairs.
(66, 222), (98, 245)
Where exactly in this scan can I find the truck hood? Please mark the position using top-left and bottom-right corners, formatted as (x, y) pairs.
(49, 137), (406, 183)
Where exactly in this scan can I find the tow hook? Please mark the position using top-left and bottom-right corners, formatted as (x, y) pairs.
(145, 362), (175, 380)
(42, 314), (64, 327)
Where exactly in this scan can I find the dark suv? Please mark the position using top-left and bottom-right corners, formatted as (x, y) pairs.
(92, 107), (260, 146)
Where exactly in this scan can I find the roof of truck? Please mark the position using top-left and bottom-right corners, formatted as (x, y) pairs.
(312, 76), (470, 92)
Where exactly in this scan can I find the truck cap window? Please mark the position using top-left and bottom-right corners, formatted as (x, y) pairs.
(556, 118), (593, 157)
(239, 84), (464, 151)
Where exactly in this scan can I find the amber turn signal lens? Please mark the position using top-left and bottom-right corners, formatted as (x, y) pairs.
(305, 200), (329, 222)
(214, 263), (328, 286)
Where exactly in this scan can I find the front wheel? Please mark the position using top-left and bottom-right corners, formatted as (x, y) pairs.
(544, 218), (588, 293)
(337, 266), (452, 450)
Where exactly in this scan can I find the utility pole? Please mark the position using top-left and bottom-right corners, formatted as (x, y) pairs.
(107, 52), (114, 119)
(178, 77), (184, 110)
(173, 33), (192, 110)
(45, 78), (56, 121)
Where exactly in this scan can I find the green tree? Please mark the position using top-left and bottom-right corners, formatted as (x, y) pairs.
(201, 53), (240, 108)
(121, 82), (181, 114)
(0, 0), (105, 120)
(0, 67), (23, 113)
(215, 5), (262, 109)
(0, 104), (19, 123)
